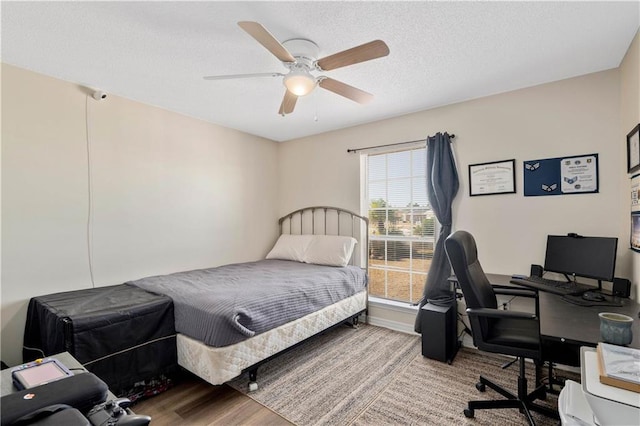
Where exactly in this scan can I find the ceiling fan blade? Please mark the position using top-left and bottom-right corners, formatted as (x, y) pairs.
(203, 72), (284, 81)
(316, 40), (390, 71)
(319, 77), (373, 104)
(238, 21), (295, 63)
(278, 90), (298, 115)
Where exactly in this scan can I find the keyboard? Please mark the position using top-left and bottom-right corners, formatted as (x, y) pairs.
(509, 276), (593, 296)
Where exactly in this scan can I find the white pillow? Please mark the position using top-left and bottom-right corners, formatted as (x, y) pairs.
(304, 235), (357, 267)
(266, 234), (314, 263)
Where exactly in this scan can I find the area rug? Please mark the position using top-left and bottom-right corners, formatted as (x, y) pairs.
(229, 324), (562, 425)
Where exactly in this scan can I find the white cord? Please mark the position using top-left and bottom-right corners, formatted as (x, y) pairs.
(82, 334), (177, 367)
(22, 345), (46, 358)
(85, 95), (96, 288)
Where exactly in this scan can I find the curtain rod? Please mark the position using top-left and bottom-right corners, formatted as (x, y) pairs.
(346, 133), (455, 153)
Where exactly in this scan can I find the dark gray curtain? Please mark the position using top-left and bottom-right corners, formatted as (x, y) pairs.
(414, 132), (459, 333)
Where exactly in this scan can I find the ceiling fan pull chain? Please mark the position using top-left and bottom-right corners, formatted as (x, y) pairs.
(314, 90), (319, 122)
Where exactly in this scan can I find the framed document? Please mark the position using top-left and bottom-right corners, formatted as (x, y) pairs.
(632, 212), (640, 253)
(468, 159), (516, 196)
(524, 153), (598, 196)
(560, 154), (598, 193)
(631, 173), (640, 212)
(627, 123), (640, 174)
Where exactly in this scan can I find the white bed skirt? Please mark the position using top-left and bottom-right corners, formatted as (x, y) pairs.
(177, 290), (367, 385)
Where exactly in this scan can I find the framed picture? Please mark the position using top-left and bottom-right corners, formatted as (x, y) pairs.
(469, 159), (516, 196)
(632, 173), (640, 212)
(523, 153), (598, 196)
(631, 212), (640, 253)
(626, 123), (640, 174)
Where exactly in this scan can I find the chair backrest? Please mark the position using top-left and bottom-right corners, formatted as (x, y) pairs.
(445, 230), (541, 359)
(445, 230), (498, 347)
(444, 230), (497, 310)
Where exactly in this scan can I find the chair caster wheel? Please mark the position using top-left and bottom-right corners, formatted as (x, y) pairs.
(248, 382), (258, 392)
(464, 408), (474, 418)
(475, 382), (486, 392)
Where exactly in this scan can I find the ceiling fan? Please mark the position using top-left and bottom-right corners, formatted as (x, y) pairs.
(203, 21), (390, 116)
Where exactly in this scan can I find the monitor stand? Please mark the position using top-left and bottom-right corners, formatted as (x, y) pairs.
(563, 274), (604, 293)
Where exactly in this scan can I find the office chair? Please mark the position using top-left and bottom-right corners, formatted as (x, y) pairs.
(444, 230), (558, 425)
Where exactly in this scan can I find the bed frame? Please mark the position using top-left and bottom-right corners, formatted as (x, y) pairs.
(279, 206), (369, 269)
(176, 206), (369, 391)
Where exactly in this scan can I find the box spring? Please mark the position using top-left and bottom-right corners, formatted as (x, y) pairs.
(177, 290), (367, 385)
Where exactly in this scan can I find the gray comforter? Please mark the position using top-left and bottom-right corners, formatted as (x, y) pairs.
(127, 259), (367, 347)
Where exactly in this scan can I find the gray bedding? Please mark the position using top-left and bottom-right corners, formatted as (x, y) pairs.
(126, 259), (367, 347)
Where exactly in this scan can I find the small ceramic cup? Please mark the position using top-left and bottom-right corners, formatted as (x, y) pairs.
(599, 312), (634, 345)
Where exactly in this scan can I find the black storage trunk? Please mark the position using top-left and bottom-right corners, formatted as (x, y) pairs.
(23, 284), (178, 395)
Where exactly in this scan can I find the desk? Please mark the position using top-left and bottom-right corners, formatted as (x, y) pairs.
(484, 274), (640, 366)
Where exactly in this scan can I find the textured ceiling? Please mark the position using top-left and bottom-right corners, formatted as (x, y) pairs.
(2, 1), (639, 142)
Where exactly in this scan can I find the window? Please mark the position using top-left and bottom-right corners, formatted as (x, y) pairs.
(364, 148), (436, 304)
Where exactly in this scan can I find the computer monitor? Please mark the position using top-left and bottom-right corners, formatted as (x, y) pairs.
(544, 234), (618, 282)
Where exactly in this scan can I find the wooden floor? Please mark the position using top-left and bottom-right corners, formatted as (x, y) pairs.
(132, 374), (293, 426)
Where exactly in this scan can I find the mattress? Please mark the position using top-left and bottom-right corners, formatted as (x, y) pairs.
(128, 259), (367, 347)
(177, 290), (367, 385)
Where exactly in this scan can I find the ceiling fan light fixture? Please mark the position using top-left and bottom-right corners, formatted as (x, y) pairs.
(283, 69), (316, 96)
(205, 22), (390, 115)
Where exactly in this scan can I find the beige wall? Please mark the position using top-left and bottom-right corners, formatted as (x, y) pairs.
(620, 30), (640, 300)
(2, 32), (638, 361)
(1, 64), (280, 365)
(279, 68), (627, 328)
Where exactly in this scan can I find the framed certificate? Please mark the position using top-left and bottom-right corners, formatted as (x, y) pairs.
(632, 212), (640, 253)
(468, 159), (516, 196)
(631, 173), (640, 212)
(524, 153), (598, 196)
(627, 123), (640, 174)
(560, 154), (598, 193)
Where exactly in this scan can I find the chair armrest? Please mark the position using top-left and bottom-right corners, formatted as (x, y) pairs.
(466, 307), (537, 320)
(493, 287), (538, 298)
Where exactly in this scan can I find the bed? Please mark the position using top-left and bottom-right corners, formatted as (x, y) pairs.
(127, 206), (369, 390)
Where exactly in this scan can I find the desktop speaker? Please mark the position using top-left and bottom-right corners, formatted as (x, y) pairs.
(421, 302), (458, 364)
(612, 277), (631, 298)
(530, 264), (543, 277)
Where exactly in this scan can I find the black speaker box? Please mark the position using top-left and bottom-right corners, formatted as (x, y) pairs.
(530, 264), (543, 277)
(612, 277), (631, 298)
(421, 302), (458, 364)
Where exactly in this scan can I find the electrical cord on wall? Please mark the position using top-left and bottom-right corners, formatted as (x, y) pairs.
(85, 94), (96, 288)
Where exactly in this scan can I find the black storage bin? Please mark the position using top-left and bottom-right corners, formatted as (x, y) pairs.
(23, 284), (177, 395)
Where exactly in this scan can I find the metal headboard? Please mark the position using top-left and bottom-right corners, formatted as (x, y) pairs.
(278, 206), (369, 269)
